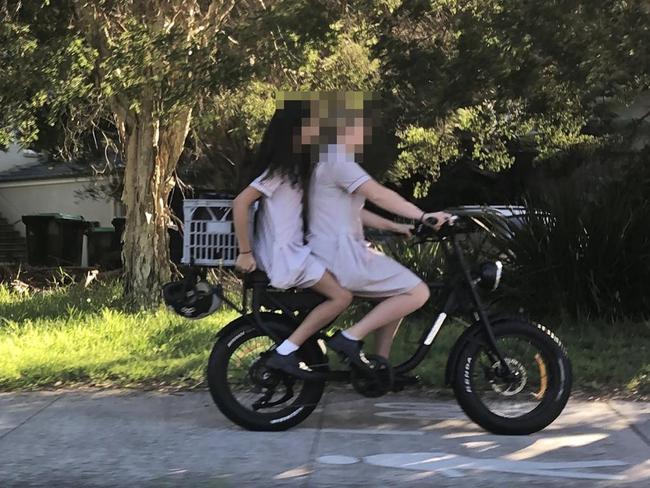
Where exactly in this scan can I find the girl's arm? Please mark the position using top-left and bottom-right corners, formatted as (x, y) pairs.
(361, 209), (413, 237)
(361, 209), (394, 230)
(232, 186), (262, 272)
(356, 180), (449, 228)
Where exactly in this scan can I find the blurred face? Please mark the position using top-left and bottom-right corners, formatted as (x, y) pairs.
(339, 116), (367, 153)
(300, 116), (320, 145)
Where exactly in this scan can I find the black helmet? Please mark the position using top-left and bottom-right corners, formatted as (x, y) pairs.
(162, 278), (222, 320)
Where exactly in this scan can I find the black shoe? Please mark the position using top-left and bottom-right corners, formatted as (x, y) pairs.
(265, 351), (324, 381)
(327, 331), (374, 372)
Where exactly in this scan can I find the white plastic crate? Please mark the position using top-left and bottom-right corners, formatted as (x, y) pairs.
(182, 199), (255, 267)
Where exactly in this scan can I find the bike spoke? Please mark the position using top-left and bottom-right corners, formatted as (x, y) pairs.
(470, 334), (550, 418)
(225, 333), (307, 414)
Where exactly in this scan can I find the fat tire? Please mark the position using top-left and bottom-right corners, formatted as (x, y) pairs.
(452, 319), (572, 435)
(207, 315), (326, 431)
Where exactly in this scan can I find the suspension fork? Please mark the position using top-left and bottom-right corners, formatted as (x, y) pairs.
(451, 236), (510, 372)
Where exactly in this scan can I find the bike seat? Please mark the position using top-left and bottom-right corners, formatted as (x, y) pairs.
(241, 270), (326, 312)
(243, 270), (271, 287)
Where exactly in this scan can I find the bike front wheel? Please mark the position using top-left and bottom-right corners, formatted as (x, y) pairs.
(452, 319), (572, 435)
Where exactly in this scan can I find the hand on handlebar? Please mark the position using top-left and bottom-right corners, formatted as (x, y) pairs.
(421, 211), (454, 231)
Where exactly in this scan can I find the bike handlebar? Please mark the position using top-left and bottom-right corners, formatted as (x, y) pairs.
(414, 214), (458, 238)
(423, 216), (439, 227)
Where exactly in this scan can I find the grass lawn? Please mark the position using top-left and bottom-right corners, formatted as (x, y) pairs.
(0, 282), (648, 397)
(0, 282), (238, 390)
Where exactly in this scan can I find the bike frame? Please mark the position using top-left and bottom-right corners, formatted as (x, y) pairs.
(392, 232), (508, 376)
(206, 222), (510, 379)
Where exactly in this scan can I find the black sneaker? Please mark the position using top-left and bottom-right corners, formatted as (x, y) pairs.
(327, 331), (374, 372)
(265, 351), (324, 381)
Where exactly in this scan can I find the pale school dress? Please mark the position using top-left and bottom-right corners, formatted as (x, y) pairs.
(249, 170), (325, 290)
(307, 144), (422, 297)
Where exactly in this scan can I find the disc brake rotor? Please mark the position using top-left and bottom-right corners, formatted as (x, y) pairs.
(489, 357), (527, 396)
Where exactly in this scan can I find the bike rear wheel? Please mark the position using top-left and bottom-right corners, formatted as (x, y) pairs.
(452, 319), (572, 435)
(207, 315), (327, 431)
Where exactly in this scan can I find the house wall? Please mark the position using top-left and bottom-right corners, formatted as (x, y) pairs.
(0, 177), (120, 236)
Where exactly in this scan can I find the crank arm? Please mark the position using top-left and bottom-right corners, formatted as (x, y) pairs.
(252, 377), (296, 410)
(252, 389), (276, 410)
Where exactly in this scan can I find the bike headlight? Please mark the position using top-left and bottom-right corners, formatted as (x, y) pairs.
(478, 261), (503, 291)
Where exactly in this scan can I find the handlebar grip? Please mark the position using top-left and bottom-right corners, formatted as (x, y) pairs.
(423, 216), (439, 227)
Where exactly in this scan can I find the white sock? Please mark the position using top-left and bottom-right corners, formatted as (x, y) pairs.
(341, 330), (359, 341)
(276, 339), (299, 355)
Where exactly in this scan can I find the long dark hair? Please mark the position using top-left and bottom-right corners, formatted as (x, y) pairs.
(253, 99), (314, 191)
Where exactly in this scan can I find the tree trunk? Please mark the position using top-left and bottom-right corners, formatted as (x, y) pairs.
(118, 99), (192, 307)
(69, 0), (236, 306)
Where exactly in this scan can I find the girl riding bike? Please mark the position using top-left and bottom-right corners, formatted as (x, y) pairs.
(309, 105), (451, 366)
(232, 98), (352, 380)
(168, 94), (572, 434)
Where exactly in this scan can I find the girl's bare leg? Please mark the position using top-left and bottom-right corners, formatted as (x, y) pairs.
(345, 282), (429, 341)
(374, 319), (403, 359)
(287, 271), (352, 346)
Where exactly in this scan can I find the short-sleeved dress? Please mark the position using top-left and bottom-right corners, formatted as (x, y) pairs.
(307, 144), (422, 298)
(250, 170), (325, 290)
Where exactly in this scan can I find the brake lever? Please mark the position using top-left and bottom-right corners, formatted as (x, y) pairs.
(425, 214), (459, 229)
(413, 214), (459, 239)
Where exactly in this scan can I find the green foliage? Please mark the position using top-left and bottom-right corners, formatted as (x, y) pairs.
(393, 125), (460, 197)
(6, 0), (647, 188)
(379, 0), (650, 187)
(377, 238), (445, 284)
(481, 152), (650, 319)
(3, 0), (650, 309)
(2, 281), (647, 396)
(297, 17), (381, 90)
(0, 0), (260, 158)
(188, 0), (386, 189)
(3, 0), (649, 175)
(99, 19), (229, 118)
(0, 3), (98, 149)
(0, 281), (238, 389)
(199, 81), (277, 152)
(185, 0), (650, 193)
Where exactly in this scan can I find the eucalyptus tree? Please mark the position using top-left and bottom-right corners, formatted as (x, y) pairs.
(1, 0), (258, 305)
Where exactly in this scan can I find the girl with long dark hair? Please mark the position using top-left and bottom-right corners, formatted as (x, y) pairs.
(231, 99), (352, 379)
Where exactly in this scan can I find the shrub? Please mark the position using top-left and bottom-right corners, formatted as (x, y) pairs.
(482, 160), (650, 319)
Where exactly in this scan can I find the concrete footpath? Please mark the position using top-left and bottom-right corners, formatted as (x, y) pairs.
(0, 389), (648, 487)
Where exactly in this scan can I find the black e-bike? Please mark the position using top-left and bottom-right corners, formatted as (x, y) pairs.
(201, 217), (572, 434)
